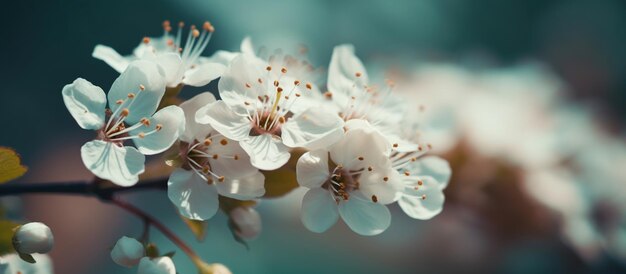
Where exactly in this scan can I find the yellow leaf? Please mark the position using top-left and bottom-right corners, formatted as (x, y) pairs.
(260, 149), (303, 198)
(0, 220), (19, 256)
(179, 214), (208, 242)
(0, 147), (27, 184)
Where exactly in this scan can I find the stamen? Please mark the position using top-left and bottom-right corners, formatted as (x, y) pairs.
(305, 83), (312, 90)
(202, 21), (215, 32)
(219, 139), (228, 146)
(142, 37), (150, 44)
(204, 139), (212, 146)
(371, 195), (378, 203)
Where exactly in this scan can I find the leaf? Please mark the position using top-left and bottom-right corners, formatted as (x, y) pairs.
(261, 149), (303, 198)
(145, 243), (160, 258)
(218, 196), (256, 214)
(18, 252), (36, 264)
(0, 147), (27, 184)
(178, 214), (208, 242)
(0, 220), (19, 256)
(162, 251), (176, 258)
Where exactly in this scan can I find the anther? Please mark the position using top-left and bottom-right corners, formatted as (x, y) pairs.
(392, 143), (398, 148)
(139, 84), (145, 91)
(138, 132), (145, 139)
(245, 83), (251, 88)
(202, 165), (210, 174)
(417, 180), (423, 186)
(278, 116), (286, 123)
(273, 80), (279, 87)
(421, 195), (427, 200)
(355, 72), (362, 78)
(115, 100), (124, 105)
(178, 21), (185, 28)
(220, 139), (228, 146)
(427, 143), (433, 149)
(202, 21), (215, 32)
(120, 108), (130, 117)
(277, 87), (283, 92)
(233, 154), (240, 160)
(281, 67), (287, 74)
(410, 157), (417, 162)
(324, 91), (333, 99)
(371, 195), (378, 203)
(155, 124), (163, 131)
(294, 80), (300, 86)
(203, 139), (212, 146)
(192, 29), (200, 38)
(127, 93), (135, 98)
(295, 93), (301, 97)
(383, 176), (389, 182)
(244, 101), (251, 106)
(358, 156), (364, 161)
(212, 154), (219, 159)
(218, 176), (225, 182)
(142, 37), (150, 44)
(305, 83), (312, 90)
(284, 95), (289, 100)
(257, 78), (263, 84)
(140, 118), (151, 126)
(404, 171), (410, 176)
(266, 66), (272, 71)
(368, 166), (373, 171)
(162, 20), (171, 28)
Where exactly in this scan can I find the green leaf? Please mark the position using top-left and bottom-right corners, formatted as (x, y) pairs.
(0, 147), (27, 184)
(0, 220), (19, 256)
(179, 214), (208, 242)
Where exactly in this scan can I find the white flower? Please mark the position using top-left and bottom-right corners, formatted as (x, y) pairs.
(230, 206), (262, 240)
(0, 254), (53, 274)
(320, 45), (416, 152)
(110, 236), (145, 268)
(62, 60), (185, 186)
(168, 93), (265, 221)
(12, 222), (53, 255)
(196, 54), (344, 170)
(93, 21), (226, 88)
(137, 256), (175, 274)
(295, 119), (400, 235)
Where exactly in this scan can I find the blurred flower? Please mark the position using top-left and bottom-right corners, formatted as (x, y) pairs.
(196, 54), (344, 170)
(110, 236), (144, 268)
(168, 93), (264, 221)
(229, 206), (262, 240)
(93, 21), (226, 88)
(62, 60), (185, 186)
(137, 256), (175, 274)
(296, 119), (400, 235)
(206, 263), (232, 274)
(0, 253), (53, 274)
(12, 222), (54, 255)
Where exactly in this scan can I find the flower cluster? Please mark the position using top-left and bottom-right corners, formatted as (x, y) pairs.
(62, 21), (451, 249)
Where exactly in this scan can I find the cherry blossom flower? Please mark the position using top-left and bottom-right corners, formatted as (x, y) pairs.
(196, 54), (344, 170)
(110, 236), (145, 268)
(168, 93), (265, 221)
(137, 256), (176, 274)
(295, 119), (401, 235)
(62, 60), (185, 186)
(93, 21), (226, 88)
(0, 254), (52, 274)
(229, 206), (262, 240)
(12, 222), (54, 255)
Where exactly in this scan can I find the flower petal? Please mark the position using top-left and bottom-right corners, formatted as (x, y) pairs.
(196, 100), (251, 141)
(296, 150), (330, 188)
(137, 256), (176, 274)
(92, 45), (131, 73)
(300, 188), (339, 233)
(409, 156), (452, 188)
(218, 54), (267, 108)
(108, 60), (166, 125)
(179, 92), (216, 143)
(167, 168), (219, 221)
(80, 140), (145, 186)
(328, 44), (369, 94)
(183, 62), (226, 87)
(240, 134), (290, 170)
(330, 120), (390, 169)
(357, 168), (402, 205)
(62, 78), (107, 130)
(281, 107), (344, 150)
(131, 105), (185, 155)
(398, 176), (445, 220)
(207, 138), (258, 178)
(154, 53), (183, 87)
(199, 50), (238, 66)
(338, 196), (391, 236)
(216, 171), (265, 200)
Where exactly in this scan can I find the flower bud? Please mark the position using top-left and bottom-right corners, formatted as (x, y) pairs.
(110, 236), (144, 267)
(230, 207), (262, 240)
(137, 256), (176, 274)
(208, 263), (232, 274)
(12, 222), (54, 254)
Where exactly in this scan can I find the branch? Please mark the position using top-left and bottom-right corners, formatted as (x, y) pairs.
(0, 179), (167, 198)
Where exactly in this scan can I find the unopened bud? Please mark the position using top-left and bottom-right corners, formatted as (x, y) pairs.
(230, 207), (261, 240)
(110, 236), (144, 268)
(12, 222), (54, 255)
(137, 256), (176, 274)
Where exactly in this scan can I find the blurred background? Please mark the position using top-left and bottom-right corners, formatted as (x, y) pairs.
(1, 0), (625, 273)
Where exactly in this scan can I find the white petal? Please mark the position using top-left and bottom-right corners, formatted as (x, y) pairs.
(167, 168), (219, 221)
(110, 236), (144, 268)
(216, 172), (265, 199)
(296, 150), (330, 188)
(410, 156), (452, 189)
(207, 138), (258, 178)
(179, 92), (216, 143)
(92, 44), (131, 73)
(200, 50), (238, 66)
(240, 36), (255, 56)
(62, 78), (107, 130)
(154, 53), (183, 87)
(195, 100), (251, 141)
(357, 168), (402, 205)
(240, 134), (290, 170)
(300, 188), (339, 233)
(218, 54), (267, 108)
(399, 176), (445, 220)
(230, 207), (262, 240)
(108, 60), (166, 125)
(183, 62), (226, 87)
(328, 44), (369, 94)
(81, 140), (145, 187)
(131, 106), (185, 155)
(338, 197), (391, 236)
(137, 256), (176, 274)
(330, 121), (390, 169)
(281, 107), (344, 150)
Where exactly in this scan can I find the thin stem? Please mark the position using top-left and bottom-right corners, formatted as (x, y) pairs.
(0, 179), (167, 198)
(111, 197), (203, 265)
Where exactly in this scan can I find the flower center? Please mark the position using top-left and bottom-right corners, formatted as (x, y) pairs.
(181, 135), (240, 184)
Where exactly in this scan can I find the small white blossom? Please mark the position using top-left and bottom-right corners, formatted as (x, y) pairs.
(110, 236), (145, 268)
(13, 222), (53, 255)
(230, 206), (262, 240)
(62, 60), (185, 186)
(296, 119), (401, 235)
(137, 256), (175, 274)
(196, 54), (344, 170)
(0, 254), (53, 274)
(168, 93), (265, 221)
(93, 21), (226, 88)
